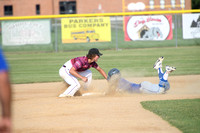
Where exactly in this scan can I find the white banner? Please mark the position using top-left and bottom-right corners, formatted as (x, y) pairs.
(182, 13), (200, 39)
(125, 15), (173, 41)
(2, 20), (51, 46)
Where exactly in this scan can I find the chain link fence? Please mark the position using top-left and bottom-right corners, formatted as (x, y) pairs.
(0, 13), (200, 53)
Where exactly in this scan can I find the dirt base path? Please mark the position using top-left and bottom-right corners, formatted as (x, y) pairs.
(12, 75), (200, 133)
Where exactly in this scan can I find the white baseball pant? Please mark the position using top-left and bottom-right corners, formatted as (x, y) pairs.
(59, 60), (92, 96)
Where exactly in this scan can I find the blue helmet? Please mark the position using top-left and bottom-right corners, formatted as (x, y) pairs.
(107, 68), (120, 80)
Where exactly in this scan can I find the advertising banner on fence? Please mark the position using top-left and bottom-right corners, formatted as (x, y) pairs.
(61, 17), (111, 43)
(182, 13), (200, 39)
(2, 20), (51, 46)
(125, 15), (173, 41)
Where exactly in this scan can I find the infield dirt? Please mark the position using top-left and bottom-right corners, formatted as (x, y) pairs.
(12, 75), (200, 133)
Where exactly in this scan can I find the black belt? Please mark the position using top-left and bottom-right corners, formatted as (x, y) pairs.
(63, 65), (66, 68)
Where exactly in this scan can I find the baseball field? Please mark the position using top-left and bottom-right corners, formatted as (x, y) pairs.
(4, 46), (200, 132)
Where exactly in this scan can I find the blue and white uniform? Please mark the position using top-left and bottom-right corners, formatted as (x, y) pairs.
(108, 68), (170, 94)
(118, 78), (141, 93)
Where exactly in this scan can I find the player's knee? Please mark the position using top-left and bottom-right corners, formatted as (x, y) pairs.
(85, 71), (92, 79)
(76, 82), (81, 89)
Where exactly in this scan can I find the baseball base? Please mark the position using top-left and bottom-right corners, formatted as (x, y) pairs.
(82, 92), (106, 96)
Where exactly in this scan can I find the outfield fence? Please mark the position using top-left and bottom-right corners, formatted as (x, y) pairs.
(0, 10), (200, 52)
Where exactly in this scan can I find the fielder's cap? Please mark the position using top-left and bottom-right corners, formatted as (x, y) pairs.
(88, 48), (103, 56)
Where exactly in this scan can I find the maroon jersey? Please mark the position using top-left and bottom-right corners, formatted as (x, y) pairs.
(71, 56), (98, 72)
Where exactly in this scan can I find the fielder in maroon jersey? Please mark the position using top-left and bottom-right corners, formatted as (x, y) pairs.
(59, 48), (107, 97)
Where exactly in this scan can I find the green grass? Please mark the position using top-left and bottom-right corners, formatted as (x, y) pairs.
(4, 46), (200, 84)
(141, 99), (200, 133)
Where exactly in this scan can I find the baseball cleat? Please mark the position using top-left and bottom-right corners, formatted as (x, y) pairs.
(58, 94), (73, 98)
(153, 56), (164, 69)
(166, 65), (176, 72)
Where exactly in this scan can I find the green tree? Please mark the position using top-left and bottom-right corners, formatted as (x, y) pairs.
(192, 0), (200, 9)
